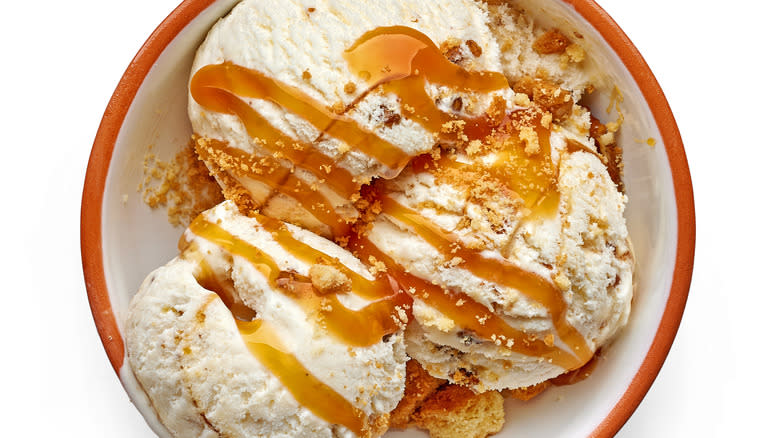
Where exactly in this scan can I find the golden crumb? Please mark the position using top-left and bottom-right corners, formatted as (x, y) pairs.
(466, 139), (484, 156)
(309, 263), (351, 294)
(440, 39), (465, 65)
(486, 96), (507, 127)
(565, 43), (586, 63)
(140, 141), (224, 226)
(389, 360), (446, 429)
(519, 126), (540, 155)
(344, 82), (357, 94)
(532, 29), (571, 54)
(302, 70), (312, 80)
(502, 381), (551, 401)
(465, 39), (483, 58)
(553, 272), (571, 290)
(412, 385), (505, 438)
(367, 255), (388, 276)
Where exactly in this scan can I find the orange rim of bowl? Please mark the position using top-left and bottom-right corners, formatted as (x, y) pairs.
(80, 0), (695, 436)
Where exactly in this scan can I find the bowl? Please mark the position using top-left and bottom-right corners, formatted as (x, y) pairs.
(81, 0), (695, 436)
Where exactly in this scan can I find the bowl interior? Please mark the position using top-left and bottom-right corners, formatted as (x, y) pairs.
(96, 0), (684, 435)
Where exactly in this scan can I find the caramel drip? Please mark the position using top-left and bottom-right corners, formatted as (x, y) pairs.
(250, 213), (395, 300)
(192, 253), (257, 321)
(417, 109), (559, 215)
(186, 214), (408, 346)
(191, 62), (409, 172)
(350, 236), (581, 370)
(236, 319), (368, 436)
(344, 26), (509, 140)
(551, 350), (601, 386)
(378, 196), (591, 366)
(194, 139), (351, 237)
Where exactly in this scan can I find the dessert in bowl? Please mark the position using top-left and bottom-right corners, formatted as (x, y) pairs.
(81, 0), (694, 436)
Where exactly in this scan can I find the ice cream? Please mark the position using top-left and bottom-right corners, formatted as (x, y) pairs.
(360, 113), (633, 391)
(128, 0), (637, 436)
(125, 201), (410, 437)
(188, 0), (526, 237)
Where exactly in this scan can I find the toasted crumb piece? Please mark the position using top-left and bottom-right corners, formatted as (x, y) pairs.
(412, 385), (505, 438)
(589, 114), (625, 192)
(140, 141), (224, 226)
(365, 413), (391, 438)
(465, 40), (483, 58)
(309, 263), (351, 294)
(533, 29), (571, 54)
(440, 39), (466, 65)
(389, 360), (446, 429)
(344, 81), (357, 94)
(501, 381), (551, 401)
(512, 76), (573, 122)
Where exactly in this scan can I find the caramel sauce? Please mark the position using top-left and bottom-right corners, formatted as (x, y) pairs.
(236, 319), (367, 436)
(193, 139), (351, 237)
(191, 253), (257, 321)
(349, 235), (581, 370)
(186, 214), (408, 346)
(377, 196), (591, 367)
(431, 109), (559, 215)
(551, 350), (601, 386)
(188, 25), (595, 375)
(250, 213), (398, 300)
(344, 26), (508, 139)
(191, 62), (409, 174)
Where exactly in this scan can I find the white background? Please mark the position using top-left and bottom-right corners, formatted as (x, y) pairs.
(1, 0), (777, 436)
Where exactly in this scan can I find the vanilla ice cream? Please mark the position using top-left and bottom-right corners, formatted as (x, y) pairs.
(187, 0), (547, 237)
(128, 0), (638, 434)
(362, 112), (633, 391)
(126, 201), (410, 437)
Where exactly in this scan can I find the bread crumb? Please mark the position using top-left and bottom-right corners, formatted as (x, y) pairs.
(309, 263), (351, 294)
(412, 385), (504, 438)
(139, 141), (224, 226)
(533, 29), (571, 54)
(389, 360), (446, 428)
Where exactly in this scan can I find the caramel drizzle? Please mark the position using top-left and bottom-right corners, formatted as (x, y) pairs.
(236, 319), (367, 436)
(194, 139), (351, 237)
(250, 213), (398, 300)
(191, 62), (408, 173)
(349, 235), (582, 370)
(376, 195), (592, 368)
(186, 214), (408, 347)
(344, 26), (509, 140)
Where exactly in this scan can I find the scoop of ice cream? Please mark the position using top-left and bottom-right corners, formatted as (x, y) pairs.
(125, 201), (410, 437)
(361, 110), (634, 392)
(188, 0), (514, 237)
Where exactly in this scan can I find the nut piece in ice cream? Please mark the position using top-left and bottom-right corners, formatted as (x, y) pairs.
(125, 201), (411, 438)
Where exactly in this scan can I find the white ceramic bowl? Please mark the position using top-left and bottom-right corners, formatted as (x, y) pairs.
(81, 0), (695, 436)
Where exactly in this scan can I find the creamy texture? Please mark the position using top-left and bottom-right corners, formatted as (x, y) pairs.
(126, 201), (407, 438)
(366, 126), (633, 391)
(188, 0), (524, 236)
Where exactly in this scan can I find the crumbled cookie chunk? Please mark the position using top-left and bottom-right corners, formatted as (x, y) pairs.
(512, 76), (573, 122)
(502, 381), (551, 401)
(140, 139), (224, 226)
(465, 39), (482, 58)
(533, 29), (571, 54)
(389, 360), (446, 428)
(309, 263), (351, 294)
(412, 385), (505, 438)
